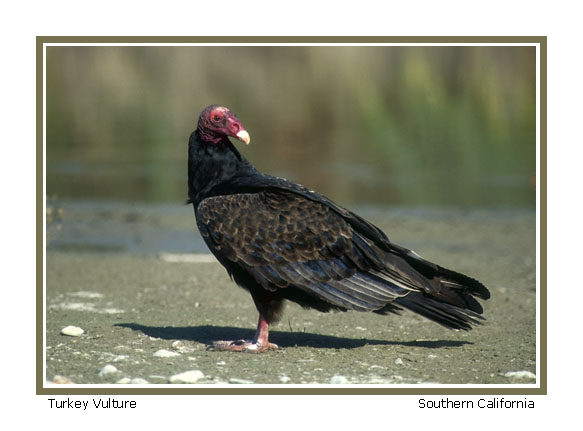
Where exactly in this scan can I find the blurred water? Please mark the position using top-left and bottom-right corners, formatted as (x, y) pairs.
(46, 199), (534, 257)
(47, 156), (534, 207)
(46, 45), (535, 207)
(46, 200), (204, 254)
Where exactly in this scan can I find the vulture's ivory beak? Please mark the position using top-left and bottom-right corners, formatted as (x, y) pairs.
(236, 130), (251, 145)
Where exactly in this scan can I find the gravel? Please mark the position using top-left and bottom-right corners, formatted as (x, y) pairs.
(45, 207), (537, 386)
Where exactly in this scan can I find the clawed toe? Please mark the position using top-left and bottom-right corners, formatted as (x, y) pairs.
(208, 339), (277, 353)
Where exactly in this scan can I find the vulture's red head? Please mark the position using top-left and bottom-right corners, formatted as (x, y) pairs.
(197, 105), (250, 145)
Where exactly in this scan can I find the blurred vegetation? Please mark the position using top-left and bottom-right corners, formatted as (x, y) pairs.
(46, 46), (535, 207)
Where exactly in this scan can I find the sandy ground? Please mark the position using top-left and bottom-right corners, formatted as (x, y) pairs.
(45, 203), (536, 385)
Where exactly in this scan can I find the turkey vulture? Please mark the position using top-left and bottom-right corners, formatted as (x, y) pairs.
(187, 104), (490, 353)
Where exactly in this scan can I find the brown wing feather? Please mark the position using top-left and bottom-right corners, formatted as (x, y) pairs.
(196, 191), (421, 311)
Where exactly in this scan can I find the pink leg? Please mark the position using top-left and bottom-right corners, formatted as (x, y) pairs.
(210, 314), (278, 353)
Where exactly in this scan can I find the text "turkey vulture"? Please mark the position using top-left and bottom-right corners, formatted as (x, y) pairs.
(187, 104), (490, 353)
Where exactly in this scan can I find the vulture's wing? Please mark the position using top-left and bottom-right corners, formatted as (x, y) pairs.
(196, 190), (433, 312)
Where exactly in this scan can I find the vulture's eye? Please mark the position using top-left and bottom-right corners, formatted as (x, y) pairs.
(213, 114), (222, 122)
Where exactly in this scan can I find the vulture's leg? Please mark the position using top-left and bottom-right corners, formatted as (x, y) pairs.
(210, 314), (278, 353)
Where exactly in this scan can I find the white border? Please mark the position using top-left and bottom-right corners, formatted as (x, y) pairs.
(42, 40), (542, 391)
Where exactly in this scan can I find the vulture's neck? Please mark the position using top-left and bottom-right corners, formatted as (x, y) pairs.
(187, 131), (257, 205)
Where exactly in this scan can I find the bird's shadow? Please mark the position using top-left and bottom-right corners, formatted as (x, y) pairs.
(114, 323), (471, 349)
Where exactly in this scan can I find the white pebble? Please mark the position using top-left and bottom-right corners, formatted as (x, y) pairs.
(504, 370), (536, 380)
(51, 375), (73, 384)
(61, 326), (84, 337)
(153, 349), (180, 358)
(279, 376), (291, 383)
(116, 377), (131, 384)
(169, 370), (205, 384)
(130, 377), (149, 384)
(229, 378), (254, 384)
(394, 358), (404, 365)
(171, 340), (194, 354)
(99, 364), (118, 376)
(171, 340), (185, 350)
(330, 375), (348, 384)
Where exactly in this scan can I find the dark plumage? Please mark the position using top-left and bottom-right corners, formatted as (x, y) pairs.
(188, 104), (490, 352)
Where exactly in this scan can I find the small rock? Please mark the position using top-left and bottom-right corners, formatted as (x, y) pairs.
(229, 378), (254, 384)
(153, 349), (180, 358)
(279, 376), (291, 383)
(116, 377), (131, 384)
(169, 370), (205, 384)
(394, 358), (404, 366)
(330, 375), (348, 384)
(130, 377), (149, 384)
(504, 370), (536, 380)
(148, 375), (167, 381)
(171, 340), (194, 354)
(61, 326), (84, 337)
(171, 340), (185, 350)
(52, 375), (73, 384)
(99, 364), (118, 376)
